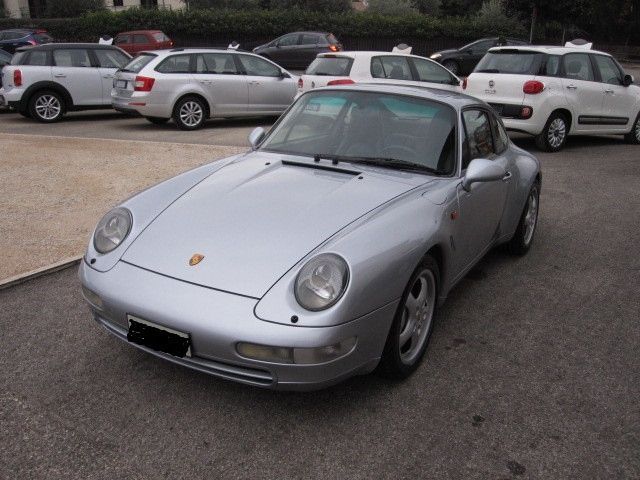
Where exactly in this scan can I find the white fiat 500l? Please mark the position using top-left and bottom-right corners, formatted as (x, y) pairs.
(112, 48), (297, 130)
(465, 46), (640, 151)
(297, 51), (462, 96)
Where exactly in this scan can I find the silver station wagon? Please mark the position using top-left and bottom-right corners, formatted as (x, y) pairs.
(112, 48), (298, 130)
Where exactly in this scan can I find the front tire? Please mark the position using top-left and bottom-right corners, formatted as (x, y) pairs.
(28, 90), (65, 123)
(145, 116), (169, 125)
(379, 255), (439, 379)
(508, 181), (540, 256)
(173, 96), (207, 130)
(535, 112), (568, 152)
(624, 113), (640, 144)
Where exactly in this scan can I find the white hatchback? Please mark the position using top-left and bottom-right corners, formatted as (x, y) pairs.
(465, 46), (640, 151)
(297, 51), (462, 95)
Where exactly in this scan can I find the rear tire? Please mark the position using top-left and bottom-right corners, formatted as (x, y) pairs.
(28, 90), (65, 123)
(508, 181), (540, 256)
(442, 60), (460, 75)
(624, 113), (640, 144)
(145, 116), (169, 125)
(378, 255), (439, 379)
(535, 112), (568, 152)
(172, 96), (207, 130)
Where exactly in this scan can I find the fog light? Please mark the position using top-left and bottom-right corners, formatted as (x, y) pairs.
(521, 106), (533, 119)
(81, 286), (103, 310)
(237, 337), (357, 365)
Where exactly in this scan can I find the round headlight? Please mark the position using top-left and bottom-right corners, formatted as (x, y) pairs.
(295, 254), (349, 311)
(93, 207), (132, 254)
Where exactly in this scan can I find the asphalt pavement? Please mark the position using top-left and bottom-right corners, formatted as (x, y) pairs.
(1, 130), (639, 478)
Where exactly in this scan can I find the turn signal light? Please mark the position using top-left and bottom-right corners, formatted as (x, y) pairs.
(134, 76), (155, 92)
(520, 106), (533, 119)
(327, 78), (355, 86)
(297, 77), (303, 89)
(329, 44), (339, 52)
(13, 69), (22, 87)
(523, 80), (544, 94)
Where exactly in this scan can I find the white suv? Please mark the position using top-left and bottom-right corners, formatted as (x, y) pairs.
(465, 46), (640, 151)
(0, 43), (131, 122)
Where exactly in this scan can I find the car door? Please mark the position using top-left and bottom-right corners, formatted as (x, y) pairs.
(453, 108), (510, 275)
(592, 54), (635, 132)
(298, 33), (322, 68)
(52, 48), (102, 106)
(192, 52), (248, 116)
(270, 34), (300, 68)
(132, 33), (152, 54)
(236, 54), (295, 113)
(369, 55), (413, 81)
(92, 48), (131, 104)
(114, 34), (132, 55)
(560, 52), (605, 133)
(409, 57), (460, 91)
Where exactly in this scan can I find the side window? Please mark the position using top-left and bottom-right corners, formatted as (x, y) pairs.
(594, 55), (623, 85)
(133, 34), (148, 44)
(25, 50), (49, 66)
(195, 53), (238, 74)
(238, 55), (281, 77)
(412, 57), (455, 84)
(541, 55), (561, 76)
(462, 109), (495, 169)
(489, 113), (509, 153)
(277, 34), (299, 47)
(53, 49), (91, 68)
(156, 54), (192, 73)
(562, 53), (594, 81)
(94, 49), (129, 68)
(300, 34), (318, 46)
(467, 40), (494, 55)
(114, 35), (129, 45)
(370, 56), (411, 80)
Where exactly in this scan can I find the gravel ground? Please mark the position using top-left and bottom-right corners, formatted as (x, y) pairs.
(0, 133), (244, 282)
(0, 135), (638, 479)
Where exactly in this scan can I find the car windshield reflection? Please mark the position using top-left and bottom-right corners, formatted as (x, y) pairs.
(260, 91), (457, 175)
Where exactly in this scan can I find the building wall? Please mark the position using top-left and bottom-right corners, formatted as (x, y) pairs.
(2, 0), (31, 18)
(107, 0), (185, 11)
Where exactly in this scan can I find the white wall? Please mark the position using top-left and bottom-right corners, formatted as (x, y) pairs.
(2, 0), (30, 18)
(107, 0), (185, 11)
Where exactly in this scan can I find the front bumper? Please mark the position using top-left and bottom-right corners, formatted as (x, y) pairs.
(79, 260), (396, 390)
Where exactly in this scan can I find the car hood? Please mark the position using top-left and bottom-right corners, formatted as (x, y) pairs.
(434, 49), (458, 56)
(122, 152), (429, 298)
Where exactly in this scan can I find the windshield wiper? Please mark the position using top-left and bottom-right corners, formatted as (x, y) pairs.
(331, 156), (445, 175)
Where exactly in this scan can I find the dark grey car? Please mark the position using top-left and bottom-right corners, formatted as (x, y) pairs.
(253, 31), (343, 69)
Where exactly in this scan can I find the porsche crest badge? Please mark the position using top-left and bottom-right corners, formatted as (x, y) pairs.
(189, 254), (205, 266)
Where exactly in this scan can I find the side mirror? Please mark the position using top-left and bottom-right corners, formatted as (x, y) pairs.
(248, 127), (266, 150)
(623, 74), (634, 86)
(462, 158), (506, 191)
(280, 70), (291, 79)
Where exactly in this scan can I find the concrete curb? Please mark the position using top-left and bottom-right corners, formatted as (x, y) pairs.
(0, 256), (82, 291)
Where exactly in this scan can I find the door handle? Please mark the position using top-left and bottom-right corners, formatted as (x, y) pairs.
(249, 80), (261, 85)
(103, 75), (114, 79)
(54, 74), (66, 78)
(566, 84), (578, 90)
(604, 89), (614, 94)
(502, 171), (512, 182)
(199, 80), (212, 85)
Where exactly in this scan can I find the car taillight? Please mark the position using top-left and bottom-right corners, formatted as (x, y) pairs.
(14, 69), (22, 87)
(523, 80), (544, 94)
(462, 78), (468, 90)
(327, 79), (355, 86)
(134, 76), (155, 92)
(298, 77), (303, 89)
(329, 44), (339, 52)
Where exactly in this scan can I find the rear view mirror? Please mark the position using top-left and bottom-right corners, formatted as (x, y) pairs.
(623, 74), (634, 86)
(280, 70), (290, 79)
(462, 158), (506, 191)
(248, 127), (266, 150)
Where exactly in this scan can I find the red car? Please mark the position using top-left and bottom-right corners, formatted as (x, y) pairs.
(114, 30), (173, 55)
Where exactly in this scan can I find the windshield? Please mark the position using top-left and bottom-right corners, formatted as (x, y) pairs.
(306, 56), (353, 76)
(474, 50), (544, 74)
(121, 53), (156, 73)
(261, 91), (457, 175)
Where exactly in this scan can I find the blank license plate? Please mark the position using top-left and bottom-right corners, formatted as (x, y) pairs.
(127, 315), (192, 358)
(116, 80), (127, 89)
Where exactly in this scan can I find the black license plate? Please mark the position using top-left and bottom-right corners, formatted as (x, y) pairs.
(127, 316), (191, 358)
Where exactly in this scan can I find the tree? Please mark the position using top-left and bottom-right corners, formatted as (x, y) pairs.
(475, 0), (523, 34)
(412, 0), (441, 15)
(368, 0), (418, 14)
(45, 0), (105, 18)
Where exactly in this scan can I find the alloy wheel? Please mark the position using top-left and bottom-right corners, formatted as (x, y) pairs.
(547, 118), (566, 148)
(398, 269), (436, 365)
(35, 95), (61, 121)
(179, 101), (204, 128)
(523, 187), (539, 246)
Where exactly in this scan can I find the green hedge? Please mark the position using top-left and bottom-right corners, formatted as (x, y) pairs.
(0, 8), (526, 42)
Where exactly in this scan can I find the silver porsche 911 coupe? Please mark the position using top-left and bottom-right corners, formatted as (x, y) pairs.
(80, 84), (541, 390)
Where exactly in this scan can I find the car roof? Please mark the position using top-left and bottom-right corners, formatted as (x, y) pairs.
(139, 47), (259, 56)
(489, 45), (610, 56)
(317, 51), (437, 59)
(118, 30), (165, 35)
(15, 43), (125, 52)
(310, 83), (486, 109)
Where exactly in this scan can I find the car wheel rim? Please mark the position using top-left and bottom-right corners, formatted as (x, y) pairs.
(398, 269), (436, 365)
(523, 188), (539, 246)
(635, 119), (640, 142)
(179, 101), (203, 127)
(35, 95), (61, 120)
(547, 118), (566, 148)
